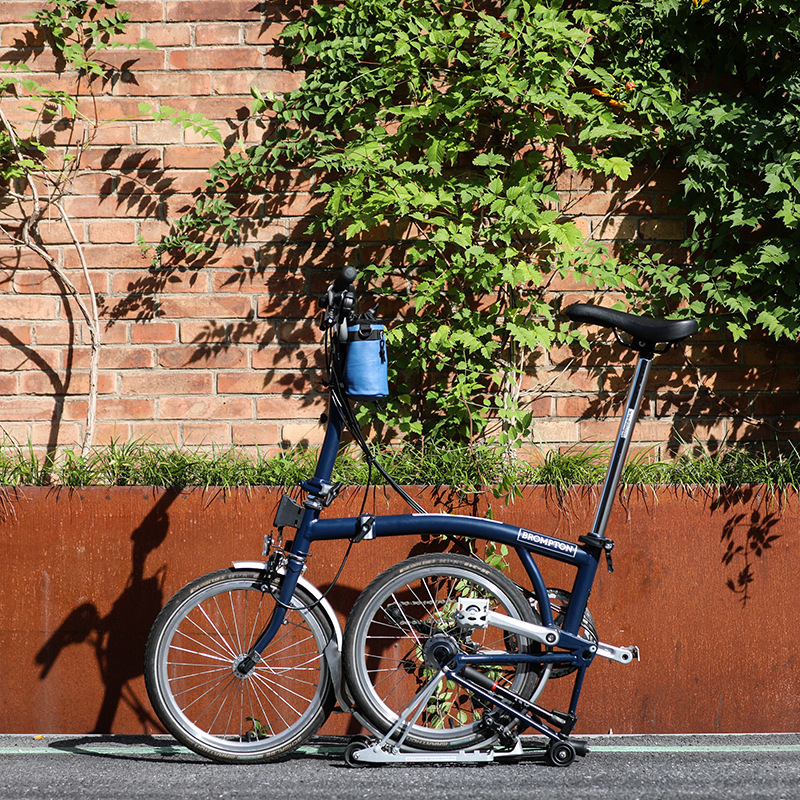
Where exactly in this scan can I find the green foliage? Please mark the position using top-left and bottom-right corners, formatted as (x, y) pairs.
(3, 438), (800, 491)
(602, 0), (800, 340)
(155, 0), (800, 446)
(161, 0), (644, 444)
(33, 0), (156, 75)
(138, 102), (223, 145)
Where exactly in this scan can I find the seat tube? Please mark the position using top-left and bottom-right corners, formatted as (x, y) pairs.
(589, 351), (653, 539)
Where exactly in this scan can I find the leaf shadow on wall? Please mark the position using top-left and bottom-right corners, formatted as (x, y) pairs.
(714, 490), (781, 606)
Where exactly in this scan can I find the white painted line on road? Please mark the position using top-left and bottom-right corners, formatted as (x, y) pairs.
(0, 743), (345, 756)
(589, 745), (800, 753)
(1, 742), (800, 757)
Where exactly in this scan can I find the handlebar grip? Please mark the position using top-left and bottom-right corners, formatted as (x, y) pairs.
(333, 266), (358, 291)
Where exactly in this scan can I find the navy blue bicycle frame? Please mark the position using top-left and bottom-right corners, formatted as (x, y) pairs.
(246, 344), (655, 710)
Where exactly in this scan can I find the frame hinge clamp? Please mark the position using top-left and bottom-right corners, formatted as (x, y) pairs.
(579, 534), (615, 573)
(353, 514), (376, 543)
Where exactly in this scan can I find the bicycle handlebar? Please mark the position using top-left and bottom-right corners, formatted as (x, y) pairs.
(333, 265), (358, 292)
(319, 266), (359, 331)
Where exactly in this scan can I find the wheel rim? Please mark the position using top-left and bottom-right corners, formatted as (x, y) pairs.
(151, 576), (329, 756)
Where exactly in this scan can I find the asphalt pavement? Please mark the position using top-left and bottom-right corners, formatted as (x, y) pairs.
(1, 733), (798, 800)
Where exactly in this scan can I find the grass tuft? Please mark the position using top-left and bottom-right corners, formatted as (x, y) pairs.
(1, 437), (799, 491)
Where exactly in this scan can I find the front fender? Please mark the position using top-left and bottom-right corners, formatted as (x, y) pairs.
(231, 561), (343, 649)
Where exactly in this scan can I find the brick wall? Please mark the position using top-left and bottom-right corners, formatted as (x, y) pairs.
(1, 1), (798, 460)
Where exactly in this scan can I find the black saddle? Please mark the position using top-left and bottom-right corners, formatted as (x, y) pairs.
(566, 303), (699, 348)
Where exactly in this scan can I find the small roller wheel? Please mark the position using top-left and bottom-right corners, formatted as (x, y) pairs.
(547, 740), (576, 767)
(344, 739), (372, 768)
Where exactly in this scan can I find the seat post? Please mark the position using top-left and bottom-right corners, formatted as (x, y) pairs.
(588, 349), (654, 540)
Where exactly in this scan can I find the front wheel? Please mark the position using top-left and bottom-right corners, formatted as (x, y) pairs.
(145, 568), (335, 763)
(343, 553), (547, 751)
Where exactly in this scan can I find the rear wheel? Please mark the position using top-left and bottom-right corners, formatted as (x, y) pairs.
(145, 568), (335, 763)
(343, 553), (548, 751)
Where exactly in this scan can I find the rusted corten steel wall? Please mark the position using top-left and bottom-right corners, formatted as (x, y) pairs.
(1, 485), (796, 736)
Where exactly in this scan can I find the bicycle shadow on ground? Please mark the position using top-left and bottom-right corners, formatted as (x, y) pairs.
(44, 735), (203, 764)
(34, 492), (178, 733)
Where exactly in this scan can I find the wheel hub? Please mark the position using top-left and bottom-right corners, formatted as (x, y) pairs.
(422, 634), (461, 670)
(231, 654), (253, 679)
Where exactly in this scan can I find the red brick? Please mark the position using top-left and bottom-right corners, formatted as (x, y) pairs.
(166, 1), (260, 21)
(136, 120), (189, 145)
(196, 23), (243, 45)
(80, 146), (163, 171)
(212, 268), (302, 294)
(550, 161), (605, 190)
(116, 72), (213, 96)
(97, 397), (157, 419)
(0, 249), (43, 271)
(117, 1), (164, 22)
(99, 347), (156, 369)
(280, 420), (326, 446)
(20, 369), (115, 395)
(159, 395), (252, 419)
(62, 195), (139, 219)
(13, 270), (64, 294)
(0, 373), (19, 394)
(177, 321), (226, 343)
(169, 47), (261, 70)
(162, 144), (225, 169)
(244, 21), (285, 43)
(143, 23), (193, 46)
(131, 322), (178, 344)
(157, 295), (252, 319)
(257, 395), (324, 419)
(616, 168), (683, 193)
(0, 4), (46, 25)
(258, 295), (316, 318)
(216, 372), (269, 394)
(183, 423), (232, 445)
(231, 422), (280, 446)
(122, 372), (213, 394)
(275, 321), (321, 344)
(89, 221), (137, 244)
(0, 323), (32, 346)
(252, 345), (325, 370)
(32, 323), (73, 345)
(593, 216), (638, 241)
(0, 396), (62, 420)
(94, 422), (133, 443)
(0, 23), (45, 48)
(639, 218), (685, 241)
(112, 270), (209, 294)
(99, 48), (165, 71)
(157, 345), (249, 369)
(129, 421), (182, 442)
(0, 296), (59, 319)
(94, 322), (130, 345)
(213, 69), (303, 96)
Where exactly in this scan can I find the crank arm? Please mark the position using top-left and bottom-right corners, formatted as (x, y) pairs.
(480, 610), (561, 647)
(594, 641), (640, 664)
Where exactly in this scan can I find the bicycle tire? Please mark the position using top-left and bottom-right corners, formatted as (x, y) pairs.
(145, 568), (335, 763)
(343, 553), (547, 751)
